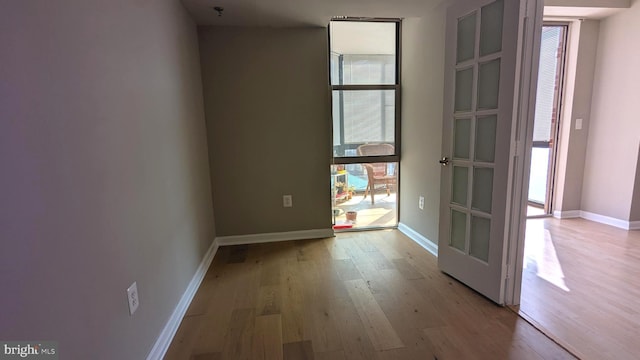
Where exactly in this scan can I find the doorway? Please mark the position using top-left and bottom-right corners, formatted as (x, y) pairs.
(527, 24), (568, 217)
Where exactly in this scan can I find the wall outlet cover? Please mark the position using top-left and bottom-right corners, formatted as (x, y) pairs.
(127, 282), (139, 315)
(283, 195), (293, 208)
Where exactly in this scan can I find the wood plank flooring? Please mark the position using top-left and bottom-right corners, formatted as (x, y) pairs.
(520, 218), (640, 360)
(165, 230), (575, 360)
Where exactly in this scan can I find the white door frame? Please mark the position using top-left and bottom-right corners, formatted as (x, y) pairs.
(503, 0), (544, 305)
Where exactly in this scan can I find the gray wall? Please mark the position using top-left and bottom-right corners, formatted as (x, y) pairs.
(199, 27), (332, 237)
(399, 10), (447, 242)
(553, 20), (599, 213)
(581, 1), (640, 221)
(0, 1), (215, 359)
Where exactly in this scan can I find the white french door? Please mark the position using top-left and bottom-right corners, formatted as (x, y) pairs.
(438, 0), (531, 304)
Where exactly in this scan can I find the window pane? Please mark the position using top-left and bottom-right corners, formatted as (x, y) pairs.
(457, 12), (476, 63)
(472, 167), (493, 213)
(475, 115), (497, 162)
(331, 52), (341, 88)
(480, 0), (504, 57)
(452, 166), (469, 206)
(528, 147), (549, 203)
(534, 26), (564, 142)
(477, 59), (500, 110)
(470, 215), (491, 262)
(332, 89), (342, 146)
(450, 209), (467, 252)
(455, 67), (474, 112)
(330, 22), (396, 85)
(338, 54), (396, 85)
(332, 90), (395, 157)
(454, 118), (471, 159)
(331, 163), (398, 230)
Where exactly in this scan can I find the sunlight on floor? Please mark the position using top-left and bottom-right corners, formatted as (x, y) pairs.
(333, 192), (397, 229)
(524, 220), (570, 292)
(527, 205), (546, 217)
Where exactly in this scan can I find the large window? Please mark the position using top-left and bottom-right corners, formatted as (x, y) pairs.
(329, 20), (400, 230)
(330, 20), (400, 160)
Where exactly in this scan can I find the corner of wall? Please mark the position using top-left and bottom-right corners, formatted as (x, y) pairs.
(580, 5), (640, 220)
(629, 143), (640, 222)
(399, 11), (446, 244)
(146, 240), (220, 360)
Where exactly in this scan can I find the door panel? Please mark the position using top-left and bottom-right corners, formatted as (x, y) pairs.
(439, 0), (522, 304)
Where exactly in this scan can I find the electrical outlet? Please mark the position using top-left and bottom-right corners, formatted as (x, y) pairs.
(127, 282), (139, 316)
(283, 195), (293, 208)
(419, 196), (425, 210)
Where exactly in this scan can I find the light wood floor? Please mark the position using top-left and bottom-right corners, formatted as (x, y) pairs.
(165, 230), (573, 360)
(334, 193), (397, 229)
(520, 218), (640, 360)
(527, 205), (547, 217)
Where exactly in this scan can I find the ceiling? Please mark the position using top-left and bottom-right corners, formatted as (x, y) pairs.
(181, 0), (447, 27)
(544, 6), (628, 19)
(543, 0), (630, 19)
(182, 0), (633, 28)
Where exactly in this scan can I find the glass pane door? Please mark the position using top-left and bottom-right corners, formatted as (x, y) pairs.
(448, 0), (503, 263)
(438, 0), (525, 304)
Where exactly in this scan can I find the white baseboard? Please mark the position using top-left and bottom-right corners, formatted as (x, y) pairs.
(552, 210), (580, 219)
(554, 209), (639, 230)
(146, 239), (219, 360)
(580, 211), (634, 230)
(216, 228), (334, 246)
(398, 222), (438, 257)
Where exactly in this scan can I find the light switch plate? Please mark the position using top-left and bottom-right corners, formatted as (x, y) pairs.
(575, 118), (583, 130)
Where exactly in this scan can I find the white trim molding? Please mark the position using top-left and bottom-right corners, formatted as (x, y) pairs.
(215, 228), (334, 246)
(146, 239), (219, 360)
(554, 210), (640, 230)
(553, 210), (581, 219)
(580, 211), (636, 230)
(398, 223), (438, 257)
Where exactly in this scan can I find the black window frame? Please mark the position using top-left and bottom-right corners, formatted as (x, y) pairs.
(329, 18), (402, 165)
